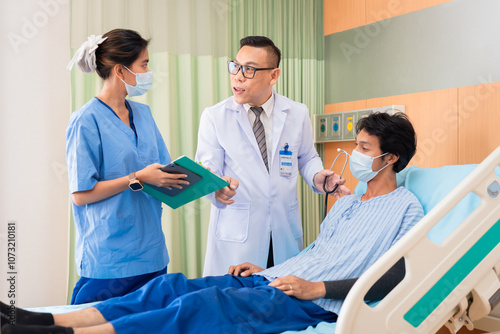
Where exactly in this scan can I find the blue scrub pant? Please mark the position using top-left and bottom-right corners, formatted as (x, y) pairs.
(95, 273), (337, 334)
(71, 266), (167, 305)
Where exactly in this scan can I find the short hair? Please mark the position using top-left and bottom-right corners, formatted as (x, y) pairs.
(356, 112), (417, 173)
(95, 29), (150, 79)
(240, 36), (281, 68)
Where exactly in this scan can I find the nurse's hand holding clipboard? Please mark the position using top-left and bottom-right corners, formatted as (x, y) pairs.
(137, 163), (190, 190)
(215, 176), (239, 205)
(71, 163), (189, 207)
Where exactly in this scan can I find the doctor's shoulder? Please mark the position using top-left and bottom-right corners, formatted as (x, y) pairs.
(200, 96), (235, 118)
(278, 94), (309, 114)
(208, 96), (234, 112)
(278, 98), (312, 127)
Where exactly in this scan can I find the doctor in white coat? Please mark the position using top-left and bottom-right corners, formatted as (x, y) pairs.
(196, 36), (348, 276)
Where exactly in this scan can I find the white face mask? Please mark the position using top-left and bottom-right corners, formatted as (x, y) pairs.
(349, 149), (390, 183)
(120, 66), (153, 97)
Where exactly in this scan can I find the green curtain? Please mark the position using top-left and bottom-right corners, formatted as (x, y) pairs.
(67, 0), (324, 303)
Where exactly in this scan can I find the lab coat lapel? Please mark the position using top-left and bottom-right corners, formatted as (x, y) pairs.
(228, 99), (269, 173)
(271, 93), (290, 162)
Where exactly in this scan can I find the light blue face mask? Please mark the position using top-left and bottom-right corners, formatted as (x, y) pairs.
(349, 149), (389, 183)
(121, 66), (153, 97)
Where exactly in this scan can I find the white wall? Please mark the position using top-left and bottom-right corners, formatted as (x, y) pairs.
(0, 0), (71, 307)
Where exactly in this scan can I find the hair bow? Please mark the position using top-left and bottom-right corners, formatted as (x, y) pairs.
(67, 35), (108, 73)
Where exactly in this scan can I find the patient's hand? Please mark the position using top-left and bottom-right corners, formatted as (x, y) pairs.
(268, 275), (326, 300)
(228, 262), (264, 277)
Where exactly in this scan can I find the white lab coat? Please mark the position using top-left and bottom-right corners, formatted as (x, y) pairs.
(196, 91), (324, 276)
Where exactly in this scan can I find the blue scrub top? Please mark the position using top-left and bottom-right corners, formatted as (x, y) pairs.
(66, 97), (170, 279)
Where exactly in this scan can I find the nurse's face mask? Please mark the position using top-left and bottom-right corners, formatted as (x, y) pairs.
(349, 149), (390, 183)
(120, 65), (153, 97)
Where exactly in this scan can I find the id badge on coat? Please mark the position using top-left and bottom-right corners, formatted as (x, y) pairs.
(279, 143), (292, 177)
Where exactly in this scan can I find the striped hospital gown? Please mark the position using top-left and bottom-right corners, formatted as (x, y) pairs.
(256, 186), (424, 315)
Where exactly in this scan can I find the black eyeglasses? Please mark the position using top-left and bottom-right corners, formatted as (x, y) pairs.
(227, 61), (276, 79)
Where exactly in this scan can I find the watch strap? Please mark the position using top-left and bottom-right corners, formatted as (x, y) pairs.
(128, 172), (137, 182)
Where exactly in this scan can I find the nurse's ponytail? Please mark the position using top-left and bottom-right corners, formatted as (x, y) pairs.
(95, 29), (150, 79)
(67, 29), (150, 79)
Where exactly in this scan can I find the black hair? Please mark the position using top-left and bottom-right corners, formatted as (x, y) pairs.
(240, 36), (281, 68)
(356, 112), (417, 173)
(95, 29), (150, 79)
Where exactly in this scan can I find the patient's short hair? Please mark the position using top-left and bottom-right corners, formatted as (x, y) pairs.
(356, 112), (417, 173)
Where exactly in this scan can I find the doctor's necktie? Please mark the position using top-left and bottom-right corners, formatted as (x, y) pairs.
(251, 106), (269, 172)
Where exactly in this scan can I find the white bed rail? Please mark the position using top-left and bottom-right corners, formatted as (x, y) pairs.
(336, 146), (500, 334)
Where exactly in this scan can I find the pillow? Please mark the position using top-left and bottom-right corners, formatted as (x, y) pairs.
(353, 164), (483, 244)
(404, 164), (480, 244)
(404, 164), (479, 214)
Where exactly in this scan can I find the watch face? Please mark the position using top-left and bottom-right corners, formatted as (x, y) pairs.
(129, 181), (143, 191)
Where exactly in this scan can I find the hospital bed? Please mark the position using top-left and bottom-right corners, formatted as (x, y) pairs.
(30, 147), (500, 333)
(284, 146), (500, 334)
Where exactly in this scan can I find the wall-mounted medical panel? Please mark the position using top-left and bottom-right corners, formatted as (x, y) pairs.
(315, 115), (329, 140)
(342, 111), (357, 140)
(314, 105), (404, 143)
(331, 114), (342, 140)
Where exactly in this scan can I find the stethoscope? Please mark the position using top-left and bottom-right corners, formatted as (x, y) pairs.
(323, 148), (349, 218)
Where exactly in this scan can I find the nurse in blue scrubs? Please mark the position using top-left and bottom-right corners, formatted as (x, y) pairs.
(66, 29), (187, 304)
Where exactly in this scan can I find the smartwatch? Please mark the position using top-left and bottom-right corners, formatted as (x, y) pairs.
(128, 172), (143, 191)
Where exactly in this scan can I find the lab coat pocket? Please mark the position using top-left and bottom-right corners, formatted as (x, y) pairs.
(215, 203), (250, 243)
(288, 199), (303, 239)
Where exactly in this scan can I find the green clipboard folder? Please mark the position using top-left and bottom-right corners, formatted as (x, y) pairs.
(142, 156), (229, 209)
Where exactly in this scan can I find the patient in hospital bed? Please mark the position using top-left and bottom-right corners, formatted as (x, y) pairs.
(1, 112), (424, 334)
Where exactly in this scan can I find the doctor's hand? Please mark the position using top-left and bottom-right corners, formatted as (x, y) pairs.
(136, 163), (190, 190)
(215, 176), (239, 205)
(228, 262), (264, 277)
(269, 276), (326, 301)
(313, 170), (351, 199)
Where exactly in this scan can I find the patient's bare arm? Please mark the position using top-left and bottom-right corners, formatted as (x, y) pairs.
(228, 262), (264, 277)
